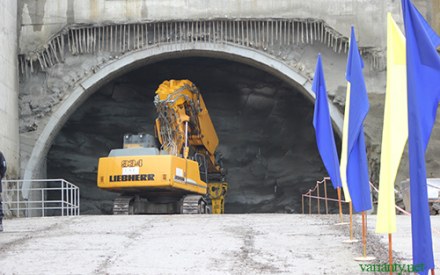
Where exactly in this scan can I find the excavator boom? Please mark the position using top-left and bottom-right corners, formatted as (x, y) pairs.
(154, 80), (222, 174)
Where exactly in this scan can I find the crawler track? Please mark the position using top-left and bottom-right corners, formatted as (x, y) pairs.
(112, 196), (134, 215)
(181, 195), (208, 214)
(112, 195), (209, 214)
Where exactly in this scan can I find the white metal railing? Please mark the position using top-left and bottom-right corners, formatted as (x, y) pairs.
(3, 179), (80, 217)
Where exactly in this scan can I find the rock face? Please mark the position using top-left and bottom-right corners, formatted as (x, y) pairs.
(47, 57), (339, 214)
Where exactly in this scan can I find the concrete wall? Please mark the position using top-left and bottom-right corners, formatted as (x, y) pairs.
(16, 1), (392, 182)
(433, 0), (440, 32)
(0, 1), (19, 179)
(19, 0), (390, 54)
(19, 42), (345, 183)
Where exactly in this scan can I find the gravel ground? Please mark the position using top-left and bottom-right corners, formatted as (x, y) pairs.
(0, 214), (364, 274)
(0, 214), (438, 275)
(329, 214), (440, 275)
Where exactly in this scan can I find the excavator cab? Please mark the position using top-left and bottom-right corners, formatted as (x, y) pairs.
(123, 134), (158, 149)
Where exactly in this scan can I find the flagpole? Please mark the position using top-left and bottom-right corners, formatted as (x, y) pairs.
(362, 211), (366, 257)
(335, 188), (348, 226)
(350, 202), (353, 240)
(338, 187), (343, 222)
(354, 211), (375, 261)
(342, 202), (357, 243)
(388, 233), (393, 275)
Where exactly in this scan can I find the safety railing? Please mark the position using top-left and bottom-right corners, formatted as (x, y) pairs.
(368, 182), (410, 215)
(3, 179), (80, 217)
(301, 177), (349, 214)
(302, 177), (440, 241)
(301, 177), (411, 215)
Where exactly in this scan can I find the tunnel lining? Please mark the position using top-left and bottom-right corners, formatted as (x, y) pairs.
(22, 42), (344, 197)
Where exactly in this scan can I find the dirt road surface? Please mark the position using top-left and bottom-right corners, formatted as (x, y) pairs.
(0, 214), (438, 274)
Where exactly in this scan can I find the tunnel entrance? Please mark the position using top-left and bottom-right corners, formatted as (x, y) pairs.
(47, 57), (340, 214)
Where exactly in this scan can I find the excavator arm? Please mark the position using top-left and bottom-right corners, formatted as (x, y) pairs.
(154, 80), (223, 177)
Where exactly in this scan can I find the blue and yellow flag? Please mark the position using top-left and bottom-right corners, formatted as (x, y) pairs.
(345, 27), (372, 213)
(375, 14), (407, 234)
(312, 54), (342, 189)
(402, 0), (440, 273)
(339, 83), (352, 202)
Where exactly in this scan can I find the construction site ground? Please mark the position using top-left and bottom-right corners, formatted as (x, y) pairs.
(0, 214), (439, 274)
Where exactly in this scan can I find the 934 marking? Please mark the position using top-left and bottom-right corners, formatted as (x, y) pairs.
(121, 159), (143, 168)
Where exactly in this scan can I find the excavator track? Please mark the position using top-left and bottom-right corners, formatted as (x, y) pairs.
(181, 195), (209, 214)
(113, 195), (209, 215)
(113, 196), (134, 215)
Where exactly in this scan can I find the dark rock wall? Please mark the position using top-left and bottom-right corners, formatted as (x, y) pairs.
(47, 57), (340, 214)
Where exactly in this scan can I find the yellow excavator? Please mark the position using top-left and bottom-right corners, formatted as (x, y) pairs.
(97, 80), (228, 214)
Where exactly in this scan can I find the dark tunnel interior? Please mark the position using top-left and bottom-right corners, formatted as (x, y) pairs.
(47, 56), (342, 214)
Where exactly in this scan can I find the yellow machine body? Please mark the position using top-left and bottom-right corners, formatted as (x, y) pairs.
(97, 79), (227, 214)
(98, 155), (206, 195)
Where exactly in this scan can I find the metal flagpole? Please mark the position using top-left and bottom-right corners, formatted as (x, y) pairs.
(389, 233), (393, 275)
(335, 187), (348, 226)
(342, 202), (358, 243)
(354, 211), (375, 261)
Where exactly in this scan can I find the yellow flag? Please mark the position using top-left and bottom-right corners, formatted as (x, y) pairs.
(339, 83), (351, 202)
(375, 13), (407, 233)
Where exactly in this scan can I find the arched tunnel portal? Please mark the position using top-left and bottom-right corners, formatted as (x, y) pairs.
(24, 44), (344, 214)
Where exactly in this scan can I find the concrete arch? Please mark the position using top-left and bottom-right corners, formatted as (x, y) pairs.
(22, 42), (344, 196)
